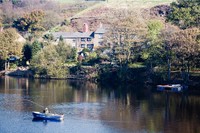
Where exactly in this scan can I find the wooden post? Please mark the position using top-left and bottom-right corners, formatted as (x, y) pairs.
(5, 61), (7, 71)
(8, 61), (9, 70)
(167, 58), (171, 82)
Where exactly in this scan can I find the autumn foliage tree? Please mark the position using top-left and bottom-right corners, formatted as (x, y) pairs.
(168, 28), (200, 70)
(13, 10), (45, 33)
(164, 0), (200, 82)
(0, 28), (24, 60)
(159, 28), (199, 82)
(105, 9), (147, 66)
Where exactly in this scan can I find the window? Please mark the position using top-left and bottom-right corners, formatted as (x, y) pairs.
(81, 44), (85, 48)
(87, 44), (94, 50)
(81, 38), (85, 42)
(98, 34), (103, 39)
(87, 38), (92, 41)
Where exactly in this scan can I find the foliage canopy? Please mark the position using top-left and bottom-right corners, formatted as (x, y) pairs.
(0, 28), (23, 60)
(167, 0), (200, 29)
(13, 10), (45, 33)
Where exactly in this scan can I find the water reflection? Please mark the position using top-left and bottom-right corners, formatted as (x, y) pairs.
(0, 76), (200, 133)
(99, 85), (200, 133)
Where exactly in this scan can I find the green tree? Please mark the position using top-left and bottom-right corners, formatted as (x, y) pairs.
(142, 20), (164, 68)
(31, 45), (68, 78)
(167, 0), (200, 29)
(147, 20), (164, 43)
(31, 41), (42, 57)
(22, 44), (32, 62)
(55, 41), (77, 62)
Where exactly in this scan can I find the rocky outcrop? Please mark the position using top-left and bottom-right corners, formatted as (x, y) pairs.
(5, 68), (33, 77)
(150, 5), (171, 17)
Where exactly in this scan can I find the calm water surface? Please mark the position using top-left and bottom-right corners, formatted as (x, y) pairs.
(0, 76), (200, 133)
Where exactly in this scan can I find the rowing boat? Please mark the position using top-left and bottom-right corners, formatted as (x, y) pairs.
(32, 111), (64, 121)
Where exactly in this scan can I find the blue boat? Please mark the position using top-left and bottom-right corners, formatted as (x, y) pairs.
(157, 84), (184, 92)
(32, 111), (64, 121)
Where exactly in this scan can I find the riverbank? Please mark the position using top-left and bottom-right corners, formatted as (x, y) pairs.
(1, 67), (33, 77)
(1, 65), (200, 88)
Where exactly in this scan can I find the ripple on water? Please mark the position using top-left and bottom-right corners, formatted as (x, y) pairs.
(47, 102), (106, 120)
(0, 93), (33, 111)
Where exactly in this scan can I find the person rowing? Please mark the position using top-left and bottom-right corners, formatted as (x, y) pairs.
(43, 107), (49, 114)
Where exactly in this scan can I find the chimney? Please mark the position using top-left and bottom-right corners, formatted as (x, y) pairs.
(99, 22), (103, 28)
(83, 23), (89, 32)
(0, 27), (3, 32)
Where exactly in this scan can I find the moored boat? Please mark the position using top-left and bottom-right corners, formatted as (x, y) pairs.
(32, 111), (64, 121)
(157, 84), (185, 92)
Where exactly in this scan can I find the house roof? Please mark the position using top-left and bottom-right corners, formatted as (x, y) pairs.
(52, 31), (94, 39)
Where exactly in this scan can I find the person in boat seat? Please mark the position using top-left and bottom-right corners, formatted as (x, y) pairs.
(43, 107), (49, 114)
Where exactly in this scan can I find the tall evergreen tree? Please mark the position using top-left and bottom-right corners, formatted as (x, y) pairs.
(22, 44), (32, 62)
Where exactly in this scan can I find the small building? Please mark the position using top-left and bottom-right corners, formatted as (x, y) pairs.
(52, 23), (106, 51)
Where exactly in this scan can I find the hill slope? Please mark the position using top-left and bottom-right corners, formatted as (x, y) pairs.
(57, 0), (174, 17)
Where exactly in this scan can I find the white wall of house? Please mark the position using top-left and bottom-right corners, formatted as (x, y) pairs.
(53, 30), (105, 51)
(94, 33), (104, 49)
(60, 37), (95, 52)
(63, 38), (77, 47)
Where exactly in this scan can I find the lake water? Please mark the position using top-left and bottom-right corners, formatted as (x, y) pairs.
(0, 76), (200, 133)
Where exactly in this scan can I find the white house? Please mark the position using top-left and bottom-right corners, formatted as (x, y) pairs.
(52, 23), (106, 51)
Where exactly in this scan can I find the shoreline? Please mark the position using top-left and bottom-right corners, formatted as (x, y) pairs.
(1, 67), (200, 88)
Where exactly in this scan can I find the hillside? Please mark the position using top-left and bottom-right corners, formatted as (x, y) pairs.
(57, 0), (175, 16)
(57, 0), (175, 8)
(0, 0), (174, 32)
(53, 0), (175, 32)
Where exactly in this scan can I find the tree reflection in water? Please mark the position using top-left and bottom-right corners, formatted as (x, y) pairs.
(0, 76), (200, 133)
